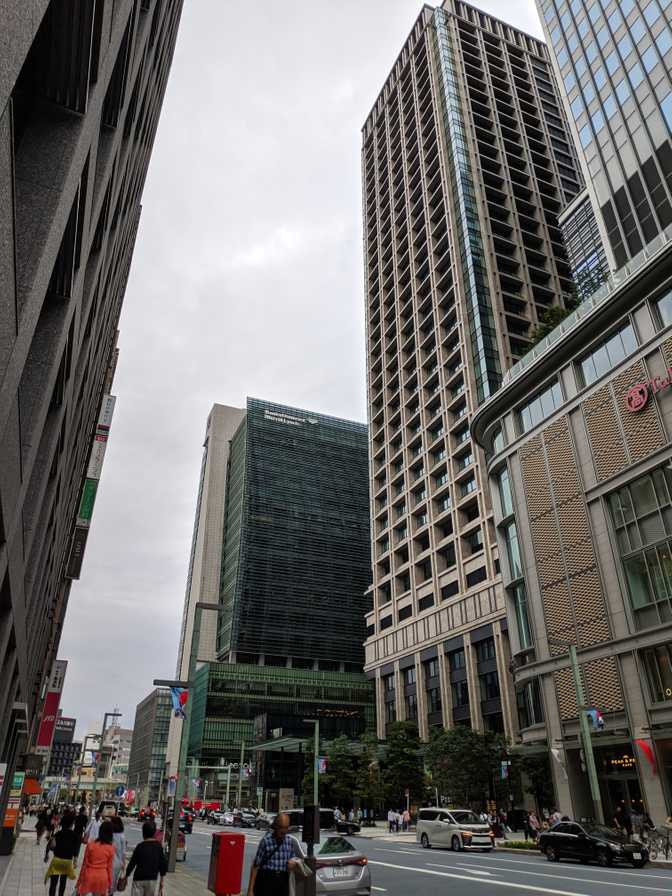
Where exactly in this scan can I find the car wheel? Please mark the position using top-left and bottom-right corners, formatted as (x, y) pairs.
(545, 846), (560, 862)
(597, 849), (612, 867)
(452, 835), (461, 852)
(421, 833), (431, 849)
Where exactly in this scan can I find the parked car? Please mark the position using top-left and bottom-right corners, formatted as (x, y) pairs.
(416, 807), (494, 851)
(297, 835), (370, 895)
(538, 821), (648, 868)
(233, 810), (257, 828)
(206, 811), (222, 825)
(167, 809), (194, 834)
(256, 812), (277, 831)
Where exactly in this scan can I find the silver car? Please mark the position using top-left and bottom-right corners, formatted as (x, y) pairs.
(297, 835), (371, 895)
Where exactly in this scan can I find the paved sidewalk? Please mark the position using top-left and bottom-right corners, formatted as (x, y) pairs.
(0, 829), (213, 896)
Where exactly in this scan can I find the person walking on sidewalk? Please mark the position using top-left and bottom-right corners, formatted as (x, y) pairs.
(83, 810), (102, 845)
(76, 820), (115, 896)
(36, 807), (50, 845)
(111, 815), (127, 891)
(44, 812), (78, 896)
(73, 806), (88, 865)
(246, 813), (299, 896)
(121, 821), (167, 896)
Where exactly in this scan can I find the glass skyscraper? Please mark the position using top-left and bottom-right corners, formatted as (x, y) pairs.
(538, 0), (672, 266)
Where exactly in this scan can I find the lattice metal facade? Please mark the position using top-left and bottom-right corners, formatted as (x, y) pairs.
(362, 0), (582, 740)
(0, 0), (182, 826)
(559, 190), (610, 300)
(473, 240), (672, 822)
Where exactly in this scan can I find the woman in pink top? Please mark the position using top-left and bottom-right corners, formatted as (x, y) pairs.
(76, 820), (115, 896)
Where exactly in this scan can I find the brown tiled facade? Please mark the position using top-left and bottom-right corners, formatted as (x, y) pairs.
(362, 1), (583, 741)
(473, 235), (672, 821)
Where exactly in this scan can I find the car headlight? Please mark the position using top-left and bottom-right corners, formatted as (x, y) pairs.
(608, 843), (622, 852)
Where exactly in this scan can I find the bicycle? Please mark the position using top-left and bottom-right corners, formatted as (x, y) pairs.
(647, 827), (670, 861)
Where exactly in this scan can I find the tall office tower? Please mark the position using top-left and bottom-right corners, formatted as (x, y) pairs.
(170, 399), (373, 810)
(559, 189), (610, 300)
(537, 0), (672, 267)
(128, 689), (172, 805)
(0, 0), (183, 830)
(362, 1), (584, 740)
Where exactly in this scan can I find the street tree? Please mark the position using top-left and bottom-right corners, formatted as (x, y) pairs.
(425, 726), (511, 807)
(380, 721), (425, 807)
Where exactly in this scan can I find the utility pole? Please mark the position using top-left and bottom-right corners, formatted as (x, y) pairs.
(236, 741), (245, 807)
(569, 645), (604, 825)
(225, 765), (231, 808)
(154, 600), (220, 874)
(92, 712), (121, 810)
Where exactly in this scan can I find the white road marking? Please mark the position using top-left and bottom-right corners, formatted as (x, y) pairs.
(453, 864), (493, 876)
(368, 860), (591, 895)
(371, 888), (387, 892)
(467, 852), (672, 883)
(426, 859), (672, 893)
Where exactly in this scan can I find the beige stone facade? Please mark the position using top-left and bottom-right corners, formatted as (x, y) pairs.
(473, 234), (672, 821)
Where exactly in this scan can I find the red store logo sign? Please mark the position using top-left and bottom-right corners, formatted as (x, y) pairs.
(626, 370), (672, 412)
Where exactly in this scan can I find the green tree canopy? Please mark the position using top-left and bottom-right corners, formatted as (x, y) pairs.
(424, 726), (510, 807)
(381, 721), (426, 808)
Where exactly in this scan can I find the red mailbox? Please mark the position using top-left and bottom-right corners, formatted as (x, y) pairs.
(208, 831), (245, 896)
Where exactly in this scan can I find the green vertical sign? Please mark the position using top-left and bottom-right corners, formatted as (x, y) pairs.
(78, 478), (99, 522)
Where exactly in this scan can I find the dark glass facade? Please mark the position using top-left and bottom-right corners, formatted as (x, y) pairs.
(560, 192), (610, 300)
(218, 398), (371, 667)
(128, 689), (172, 804)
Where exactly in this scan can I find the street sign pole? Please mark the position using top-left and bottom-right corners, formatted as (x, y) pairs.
(569, 645), (604, 825)
(236, 741), (245, 807)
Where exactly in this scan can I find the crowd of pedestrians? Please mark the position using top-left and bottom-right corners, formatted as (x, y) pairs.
(35, 803), (167, 896)
(386, 807), (411, 832)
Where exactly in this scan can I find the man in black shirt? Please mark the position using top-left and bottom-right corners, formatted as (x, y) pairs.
(123, 821), (167, 895)
(73, 807), (88, 865)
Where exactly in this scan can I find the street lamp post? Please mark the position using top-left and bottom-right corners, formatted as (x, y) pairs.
(155, 600), (220, 873)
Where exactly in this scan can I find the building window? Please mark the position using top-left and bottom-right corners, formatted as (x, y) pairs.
(441, 581), (459, 601)
(476, 638), (496, 664)
(398, 605), (413, 622)
(511, 582), (534, 649)
(451, 679), (470, 707)
(418, 594), (434, 611)
(448, 648), (465, 672)
(516, 679), (544, 729)
(577, 322), (637, 387)
(466, 566), (487, 588)
(405, 693), (418, 721)
(654, 289), (672, 327)
(460, 477), (477, 497)
(517, 381), (562, 434)
(497, 466), (514, 518)
(503, 521), (523, 580)
(425, 657), (440, 681)
(427, 687), (442, 714)
(403, 666), (416, 686)
(480, 670), (501, 701)
(385, 701), (396, 723)
(383, 674), (395, 693)
(609, 466), (672, 629)
(642, 644), (672, 702)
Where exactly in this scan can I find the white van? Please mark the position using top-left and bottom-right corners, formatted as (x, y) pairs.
(416, 807), (494, 851)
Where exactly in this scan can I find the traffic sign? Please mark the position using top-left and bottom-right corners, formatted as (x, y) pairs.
(115, 784), (125, 798)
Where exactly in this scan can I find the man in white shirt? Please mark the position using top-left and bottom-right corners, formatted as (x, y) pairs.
(84, 811), (101, 842)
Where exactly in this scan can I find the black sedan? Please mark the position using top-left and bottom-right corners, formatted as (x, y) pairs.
(538, 821), (648, 868)
(233, 810), (257, 828)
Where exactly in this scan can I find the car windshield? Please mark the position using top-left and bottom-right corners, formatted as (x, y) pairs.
(583, 825), (626, 842)
(317, 837), (356, 856)
(450, 811), (481, 825)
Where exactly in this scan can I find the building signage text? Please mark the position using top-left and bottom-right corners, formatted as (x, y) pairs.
(626, 370), (672, 412)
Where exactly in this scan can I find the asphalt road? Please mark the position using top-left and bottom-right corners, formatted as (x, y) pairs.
(124, 820), (672, 896)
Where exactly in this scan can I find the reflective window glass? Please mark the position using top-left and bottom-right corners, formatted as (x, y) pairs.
(571, 96), (584, 119)
(608, 9), (623, 30)
(578, 16), (590, 38)
(580, 123), (592, 147)
(592, 109), (606, 131)
(629, 61), (645, 88)
(631, 18), (647, 43)
(644, 1), (662, 26)
(655, 288), (672, 325)
(568, 33), (579, 53)
(603, 94), (617, 118)
(570, 0), (581, 11)
(619, 35), (634, 58)
(616, 78), (631, 102)
(605, 51), (619, 74)
(656, 28), (672, 56)
(560, 9), (572, 28)
(621, 0), (635, 12)
(576, 57), (588, 78)
(583, 81), (596, 104)
(557, 47), (569, 68)
(642, 45), (658, 72)
(551, 25), (562, 45)
(596, 27), (609, 48)
(564, 71), (577, 92)
(497, 467), (514, 518)
(504, 522), (523, 580)
(588, 3), (601, 23)
(594, 66), (607, 89)
(586, 41), (598, 63)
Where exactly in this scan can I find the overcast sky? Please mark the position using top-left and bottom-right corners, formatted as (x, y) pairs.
(58, 0), (542, 740)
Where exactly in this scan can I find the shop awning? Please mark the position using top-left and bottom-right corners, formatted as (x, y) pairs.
(23, 778), (43, 796)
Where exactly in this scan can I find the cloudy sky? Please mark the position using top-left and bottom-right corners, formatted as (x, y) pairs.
(59, 0), (542, 738)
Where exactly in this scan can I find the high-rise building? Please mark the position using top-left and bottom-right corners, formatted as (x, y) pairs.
(537, 0), (672, 267)
(102, 724), (133, 782)
(362, 1), (584, 740)
(128, 689), (171, 805)
(0, 0), (182, 831)
(472, 232), (672, 822)
(170, 399), (373, 810)
(47, 713), (81, 779)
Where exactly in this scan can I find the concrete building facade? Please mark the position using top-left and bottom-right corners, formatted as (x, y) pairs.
(362, 1), (584, 741)
(473, 234), (672, 821)
(128, 688), (171, 805)
(0, 0), (183, 826)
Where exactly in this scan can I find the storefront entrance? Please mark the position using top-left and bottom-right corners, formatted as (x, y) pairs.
(595, 745), (644, 823)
